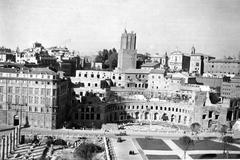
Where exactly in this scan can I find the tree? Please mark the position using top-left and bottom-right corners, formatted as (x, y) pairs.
(220, 124), (228, 136)
(179, 136), (194, 160)
(222, 136), (233, 158)
(190, 122), (201, 136)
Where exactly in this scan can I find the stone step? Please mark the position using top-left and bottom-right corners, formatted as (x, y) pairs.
(8, 144), (47, 159)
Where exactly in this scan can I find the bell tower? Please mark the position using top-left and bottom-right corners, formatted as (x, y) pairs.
(117, 29), (137, 72)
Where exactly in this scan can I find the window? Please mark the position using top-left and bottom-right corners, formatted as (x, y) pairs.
(0, 95), (3, 102)
(7, 95), (12, 103)
(53, 89), (56, 96)
(88, 83), (90, 87)
(75, 113), (78, 120)
(202, 114), (206, 119)
(46, 89), (51, 96)
(91, 108), (94, 112)
(96, 114), (100, 120)
(29, 96), (33, 104)
(15, 87), (20, 94)
(196, 62), (199, 66)
(209, 111), (213, 118)
(95, 83), (97, 87)
(35, 88), (39, 95)
(0, 86), (3, 93)
(41, 97), (45, 104)
(41, 88), (45, 95)
(81, 114), (84, 120)
(86, 108), (89, 112)
(91, 114), (94, 120)
(34, 97), (39, 104)
(28, 88), (33, 94)
(8, 87), (13, 93)
(15, 95), (20, 104)
(86, 114), (89, 120)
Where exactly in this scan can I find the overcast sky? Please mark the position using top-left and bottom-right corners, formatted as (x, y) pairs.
(0, 0), (240, 58)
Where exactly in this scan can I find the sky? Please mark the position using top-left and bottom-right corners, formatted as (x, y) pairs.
(0, 0), (240, 58)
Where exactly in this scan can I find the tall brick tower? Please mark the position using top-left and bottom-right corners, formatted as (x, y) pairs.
(117, 29), (137, 72)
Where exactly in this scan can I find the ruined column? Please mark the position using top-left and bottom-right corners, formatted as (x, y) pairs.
(1, 136), (5, 160)
(17, 125), (21, 145)
(15, 127), (18, 147)
(5, 135), (9, 159)
(9, 133), (12, 153)
(12, 129), (15, 151)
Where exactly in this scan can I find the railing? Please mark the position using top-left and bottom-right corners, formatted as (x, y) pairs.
(104, 137), (117, 160)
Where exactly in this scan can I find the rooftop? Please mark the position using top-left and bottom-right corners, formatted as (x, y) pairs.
(141, 62), (159, 67)
(149, 69), (165, 74)
(124, 69), (150, 74)
(209, 59), (240, 63)
(0, 66), (57, 75)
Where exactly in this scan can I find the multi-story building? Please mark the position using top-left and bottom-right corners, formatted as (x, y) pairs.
(189, 46), (215, 75)
(150, 53), (162, 63)
(141, 62), (160, 70)
(204, 57), (240, 77)
(221, 75), (240, 98)
(168, 50), (190, 72)
(0, 67), (70, 129)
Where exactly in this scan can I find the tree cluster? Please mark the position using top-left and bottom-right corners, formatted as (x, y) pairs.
(74, 143), (104, 160)
(0, 46), (12, 53)
(95, 48), (118, 70)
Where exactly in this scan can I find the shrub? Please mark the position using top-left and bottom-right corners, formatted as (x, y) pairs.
(74, 143), (104, 160)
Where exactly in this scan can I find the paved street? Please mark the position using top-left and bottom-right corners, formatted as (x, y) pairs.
(111, 137), (143, 160)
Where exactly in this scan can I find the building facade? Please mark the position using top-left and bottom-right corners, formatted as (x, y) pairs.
(221, 76), (240, 98)
(0, 67), (69, 129)
(105, 89), (229, 129)
(168, 51), (190, 72)
(204, 57), (240, 77)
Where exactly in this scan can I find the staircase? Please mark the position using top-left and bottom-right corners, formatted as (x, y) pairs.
(8, 143), (46, 159)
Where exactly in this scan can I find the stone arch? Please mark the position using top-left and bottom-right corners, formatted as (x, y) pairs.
(208, 119), (212, 128)
(171, 114), (175, 122)
(154, 113), (158, 120)
(135, 112), (139, 120)
(162, 113), (169, 121)
(145, 112), (149, 120)
(184, 116), (187, 124)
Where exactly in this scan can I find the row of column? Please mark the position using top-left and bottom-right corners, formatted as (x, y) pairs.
(0, 126), (20, 160)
